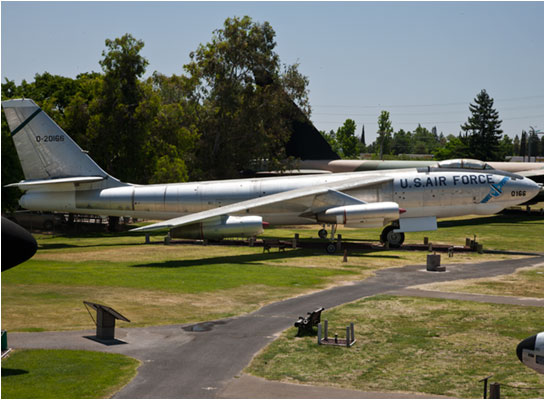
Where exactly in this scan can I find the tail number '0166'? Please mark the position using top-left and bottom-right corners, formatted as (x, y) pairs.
(511, 190), (526, 197)
(36, 135), (64, 143)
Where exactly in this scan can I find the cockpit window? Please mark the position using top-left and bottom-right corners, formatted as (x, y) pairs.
(436, 159), (493, 170)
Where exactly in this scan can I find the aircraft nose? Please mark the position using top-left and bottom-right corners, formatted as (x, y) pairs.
(522, 177), (541, 201)
(517, 334), (537, 362)
(507, 177), (541, 202)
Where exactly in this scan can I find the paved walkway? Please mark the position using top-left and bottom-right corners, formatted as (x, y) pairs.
(8, 256), (543, 398)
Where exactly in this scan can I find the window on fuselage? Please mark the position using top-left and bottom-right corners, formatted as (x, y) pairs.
(436, 159), (493, 170)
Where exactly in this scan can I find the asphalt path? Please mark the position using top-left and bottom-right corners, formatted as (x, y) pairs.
(8, 256), (543, 398)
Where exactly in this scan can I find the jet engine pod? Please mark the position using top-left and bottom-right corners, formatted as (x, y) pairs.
(517, 332), (544, 374)
(170, 215), (264, 240)
(317, 202), (402, 225)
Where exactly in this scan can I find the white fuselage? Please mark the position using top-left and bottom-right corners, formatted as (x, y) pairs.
(19, 168), (539, 226)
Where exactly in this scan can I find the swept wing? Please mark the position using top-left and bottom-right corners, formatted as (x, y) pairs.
(131, 175), (393, 232)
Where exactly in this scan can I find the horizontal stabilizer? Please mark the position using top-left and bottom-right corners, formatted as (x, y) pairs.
(5, 176), (106, 189)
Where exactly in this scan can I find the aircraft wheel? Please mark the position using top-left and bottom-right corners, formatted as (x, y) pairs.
(380, 225), (405, 248)
(325, 243), (337, 254)
(318, 228), (328, 239)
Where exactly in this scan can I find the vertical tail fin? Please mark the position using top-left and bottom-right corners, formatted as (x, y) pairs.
(2, 99), (113, 182)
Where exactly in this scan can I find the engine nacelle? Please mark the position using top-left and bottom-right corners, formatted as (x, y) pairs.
(317, 202), (403, 225)
(170, 215), (264, 240)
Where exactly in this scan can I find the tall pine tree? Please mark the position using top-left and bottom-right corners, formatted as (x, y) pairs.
(461, 89), (503, 160)
(513, 134), (520, 156)
(520, 131), (527, 159)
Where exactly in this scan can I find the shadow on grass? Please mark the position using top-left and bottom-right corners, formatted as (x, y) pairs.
(133, 248), (313, 268)
(1, 368), (28, 377)
(438, 213), (543, 228)
(132, 248), (399, 268)
(39, 241), (148, 250)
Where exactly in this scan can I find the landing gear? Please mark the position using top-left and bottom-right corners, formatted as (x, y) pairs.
(325, 243), (337, 254)
(318, 227), (328, 239)
(322, 224), (338, 253)
(380, 225), (405, 248)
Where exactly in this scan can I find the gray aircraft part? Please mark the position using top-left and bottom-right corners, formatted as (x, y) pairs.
(297, 159), (544, 181)
(3, 99), (125, 188)
(2, 99), (541, 246)
(517, 332), (544, 374)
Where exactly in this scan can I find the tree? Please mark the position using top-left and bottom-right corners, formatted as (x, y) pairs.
(460, 89), (503, 160)
(184, 16), (310, 179)
(498, 134), (513, 160)
(520, 131), (527, 159)
(335, 119), (360, 159)
(1, 112), (24, 211)
(87, 34), (159, 183)
(528, 127), (541, 158)
(148, 73), (200, 183)
(377, 110), (393, 159)
(433, 134), (470, 160)
(513, 134), (520, 156)
(412, 124), (438, 154)
(391, 129), (411, 155)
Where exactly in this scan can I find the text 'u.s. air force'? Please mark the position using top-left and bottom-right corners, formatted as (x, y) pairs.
(399, 174), (495, 189)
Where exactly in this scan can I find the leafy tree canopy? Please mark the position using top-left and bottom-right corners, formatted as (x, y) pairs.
(183, 16), (310, 179)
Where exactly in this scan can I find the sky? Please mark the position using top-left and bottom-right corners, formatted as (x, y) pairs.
(1, 1), (543, 144)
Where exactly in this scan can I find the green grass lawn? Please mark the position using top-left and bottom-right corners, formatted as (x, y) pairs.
(2, 212), (542, 331)
(263, 212), (544, 253)
(247, 295), (544, 398)
(417, 264), (544, 298)
(1, 212), (542, 399)
(1, 349), (139, 398)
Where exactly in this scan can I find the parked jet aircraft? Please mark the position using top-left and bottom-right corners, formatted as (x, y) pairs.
(2, 99), (540, 250)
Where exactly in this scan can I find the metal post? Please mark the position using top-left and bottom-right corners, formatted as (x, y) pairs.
(145, 233), (150, 244)
(334, 333), (338, 344)
(479, 376), (492, 399)
(292, 233), (299, 249)
(317, 323), (322, 345)
(324, 320), (328, 341)
(350, 323), (355, 344)
(1, 330), (7, 352)
(336, 234), (342, 251)
(343, 249), (348, 262)
(489, 383), (500, 399)
(346, 326), (350, 347)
